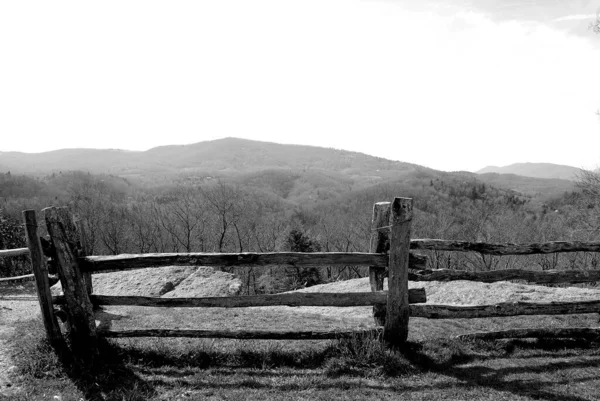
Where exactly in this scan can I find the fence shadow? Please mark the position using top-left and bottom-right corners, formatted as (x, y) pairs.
(67, 339), (157, 401)
(401, 339), (600, 401)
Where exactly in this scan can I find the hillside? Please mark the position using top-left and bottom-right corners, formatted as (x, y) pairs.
(0, 138), (419, 179)
(476, 162), (581, 181)
(0, 138), (574, 206)
(466, 172), (575, 203)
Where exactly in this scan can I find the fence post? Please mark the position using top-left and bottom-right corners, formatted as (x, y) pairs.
(384, 197), (413, 347)
(74, 215), (93, 296)
(369, 202), (391, 326)
(23, 210), (63, 346)
(43, 206), (98, 364)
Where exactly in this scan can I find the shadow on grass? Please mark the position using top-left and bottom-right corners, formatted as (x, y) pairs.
(8, 319), (156, 401)
(8, 318), (600, 401)
(401, 337), (600, 401)
(444, 357), (600, 401)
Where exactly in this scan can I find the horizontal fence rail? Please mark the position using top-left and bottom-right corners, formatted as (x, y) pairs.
(409, 268), (600, 284)
(0, 248), (29, 258)
(0, 273), (35, 283)
(80, 252), (427, 272)
(53, 289), (427, 308)
(410, 239), (600, 255)
(23, 202), (600, 365)
(99, 328), (383, 340)
(82, 252), (387, 271)
(456, 327), (600, 341)
(0, 247), (33, 283)
(410, 300), (600, 319)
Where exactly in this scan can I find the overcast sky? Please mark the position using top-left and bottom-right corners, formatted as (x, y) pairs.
(1, 0), (599, 172)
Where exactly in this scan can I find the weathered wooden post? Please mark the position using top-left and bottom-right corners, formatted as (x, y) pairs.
(23, 210), (63, 346)
(369, 202), (391, 326)
(74, 215), (93, 296)
(43, 206), (98, 364)
(384, 197), (413, 347)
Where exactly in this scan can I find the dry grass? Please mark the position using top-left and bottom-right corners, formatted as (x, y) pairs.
(5, 318), (600, 401)
(3, 275), (600, 400)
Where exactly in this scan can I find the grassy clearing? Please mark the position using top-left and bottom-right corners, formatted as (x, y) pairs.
(4, 279), (600, 400)
(4, 317), (600, 401)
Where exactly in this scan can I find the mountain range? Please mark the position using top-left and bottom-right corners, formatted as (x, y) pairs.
(0, 138), (578, 205)
(476, 163), (581, 181)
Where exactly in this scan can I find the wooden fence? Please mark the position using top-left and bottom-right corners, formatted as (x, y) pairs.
(0, 247), (33, 283)
(10, 197), (600, 365)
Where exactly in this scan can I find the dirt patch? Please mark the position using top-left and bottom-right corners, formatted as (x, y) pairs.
(297, 278), (600, 304)
(0, 282), (40, 395)
(51, 266), (242, 297)
(162, 266), (242, 297)
(287, 278), (600, 321)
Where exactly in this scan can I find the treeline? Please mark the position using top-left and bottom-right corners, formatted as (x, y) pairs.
(1, 170), (598, 293)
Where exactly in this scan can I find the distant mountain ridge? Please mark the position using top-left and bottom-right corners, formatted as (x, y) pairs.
(476, 163), (581, 181)
(0, 138), (575, 204)
(0, 138), (416, 176)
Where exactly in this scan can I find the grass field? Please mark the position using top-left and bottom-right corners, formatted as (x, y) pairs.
(5, 317), (600, 401)
(2, 279), (600, 400)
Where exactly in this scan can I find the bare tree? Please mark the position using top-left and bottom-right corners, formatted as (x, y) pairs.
(158, 187), (209, 253)
(200, 181), (245, 252)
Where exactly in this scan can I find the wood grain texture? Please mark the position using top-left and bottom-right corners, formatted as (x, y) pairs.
(456, 327), (600, 341)
(410, 239), (600, 255)
(99, 328), (383, 340)
(369, 202), (390, 326)
(81, 252), (389, 272)
(53, 289), (427, 307)
(410, 300), (600, 319)
(0, 248), (29, 258)
(44, 206), (97, 362)
(409, 268), (600, 284)
(23, 210), (62, 346)
(384, 197), (412, 347)
(74, 216), (93, 295)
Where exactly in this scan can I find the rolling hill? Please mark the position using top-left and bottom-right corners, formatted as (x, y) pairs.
(476, 162), (581, 181)
(0, 138), (421, 180)
(0, 138), (576, 207)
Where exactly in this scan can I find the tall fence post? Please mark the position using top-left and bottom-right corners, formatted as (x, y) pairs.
(43, 206), (98, 364)
(369, 202), (391, 326)
(384, 197), (413, 347)
(74, 215), (93, 296)
(23, 210), (63, 346)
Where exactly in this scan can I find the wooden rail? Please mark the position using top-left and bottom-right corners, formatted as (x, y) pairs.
(409, 268), (600, 284)
(53, 289), (427, 308)
(456, 327), (600, 341)
(82, 252), (387, 271)
(0, 247), (29, 258)
(0, 273), (34, 283)
(80, 252), (427, 272)
(410, 300), (600, 319)
(99, 328), (383, 340)
(410, 239), (600, 255)
(20, 199), (600, 367)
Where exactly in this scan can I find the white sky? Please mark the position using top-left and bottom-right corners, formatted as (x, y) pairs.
(1, 0), (599, 172)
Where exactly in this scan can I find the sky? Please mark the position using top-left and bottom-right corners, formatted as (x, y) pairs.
(1, 0), (599, 172)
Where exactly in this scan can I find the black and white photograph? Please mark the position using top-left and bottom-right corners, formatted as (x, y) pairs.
(1, 1), (600, 400)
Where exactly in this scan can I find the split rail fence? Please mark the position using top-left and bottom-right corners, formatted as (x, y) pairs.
(0, 248), (33, 283)
(5, 196), (600, 365)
